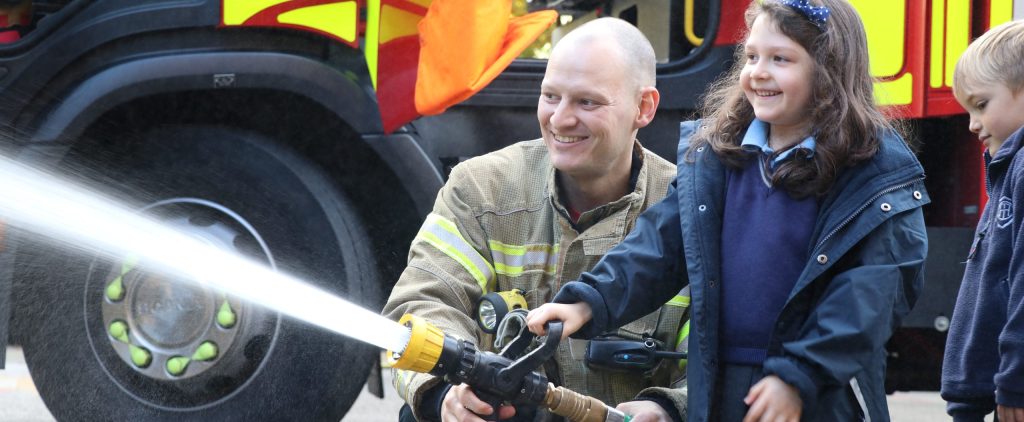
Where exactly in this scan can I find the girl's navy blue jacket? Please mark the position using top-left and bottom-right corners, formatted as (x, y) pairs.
(554, 121), (929, 421)
(942, 126), (1024, 420)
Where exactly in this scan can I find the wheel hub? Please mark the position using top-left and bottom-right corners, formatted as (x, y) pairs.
(96, 199), (273, 383)
(128, 272), (215, 349)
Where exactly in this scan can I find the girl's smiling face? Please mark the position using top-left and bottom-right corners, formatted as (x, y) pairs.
(740, 15), (816, 147)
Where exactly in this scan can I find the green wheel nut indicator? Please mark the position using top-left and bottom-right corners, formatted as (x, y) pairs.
(217, 300), (236, 328)
(167, 356), (190, 376)
(106, 255), (138, 302)
(109, 321), (129, 343)
(193, 342), (218, 361)
(105, 277), (125, 301)
(129, 345), (151, 368)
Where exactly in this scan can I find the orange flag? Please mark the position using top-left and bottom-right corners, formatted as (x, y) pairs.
(375, 0), (556, 132)
(414, 1), (557, 116)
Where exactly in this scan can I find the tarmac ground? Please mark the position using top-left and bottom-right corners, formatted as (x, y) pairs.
(0, 347), (977, 421)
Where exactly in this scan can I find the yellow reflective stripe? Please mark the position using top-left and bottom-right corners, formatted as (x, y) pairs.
(930, 0), (946, 88)
(365, 0), (380, 89)
(489, 240), (559, 276)
(851, 0), (905, 78)
(278, 2), (358, 44)
(494, 262), (524, 276)
(676, 320), (690, 370)
(945, 0), (970, 88)
(488, 240), (560, 255)
(676, 320), (690, 348)
(874, 73), (913, 106)
(417, 214), (495, 291)
(546, 252), (558, 274)
(990, 0), (1013, 27)
(666, 295), (691, 307)
(488, 240), (527, 256)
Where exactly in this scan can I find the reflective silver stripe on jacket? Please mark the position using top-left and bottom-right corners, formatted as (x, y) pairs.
(415, 213), (495, 291)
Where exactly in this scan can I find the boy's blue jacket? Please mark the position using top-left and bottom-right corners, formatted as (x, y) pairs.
(554, 120), (929, 421)
(942, 126), (1024, 420)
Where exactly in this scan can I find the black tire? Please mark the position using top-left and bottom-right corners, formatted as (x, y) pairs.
(17, 125), (379, 421)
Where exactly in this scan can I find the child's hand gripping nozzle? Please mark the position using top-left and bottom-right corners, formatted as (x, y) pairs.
(388, 314), (631, 422)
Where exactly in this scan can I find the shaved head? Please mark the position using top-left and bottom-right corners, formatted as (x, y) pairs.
(537, 16), (661, 200)
(550, 17), (656, 92)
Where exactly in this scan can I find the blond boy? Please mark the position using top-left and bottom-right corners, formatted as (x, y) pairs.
(941, 19), (1024, 422)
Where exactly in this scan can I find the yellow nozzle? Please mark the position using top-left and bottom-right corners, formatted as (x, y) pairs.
(388, 314), (446, 373)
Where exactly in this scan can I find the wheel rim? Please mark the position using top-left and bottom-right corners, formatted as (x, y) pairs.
(86, 198), (280, 407)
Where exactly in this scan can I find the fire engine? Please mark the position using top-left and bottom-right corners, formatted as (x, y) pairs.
(0, 0), (1012, 420)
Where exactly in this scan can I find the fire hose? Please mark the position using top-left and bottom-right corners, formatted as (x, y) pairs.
(388, 314), (630, 422)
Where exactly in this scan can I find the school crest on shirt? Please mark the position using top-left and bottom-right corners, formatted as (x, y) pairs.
(997, 196), (1013, 229)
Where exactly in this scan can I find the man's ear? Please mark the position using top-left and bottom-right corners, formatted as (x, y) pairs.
(635, 87), (660, 129)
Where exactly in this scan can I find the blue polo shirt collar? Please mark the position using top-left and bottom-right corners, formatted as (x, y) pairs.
(740, 119), (816, 167)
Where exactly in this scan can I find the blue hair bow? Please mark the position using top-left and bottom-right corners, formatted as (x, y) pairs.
(780, 0), (830, 30)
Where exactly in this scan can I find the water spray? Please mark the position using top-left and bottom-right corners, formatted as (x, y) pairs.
(0, 154), (629, 421)
(0, 153), (409, 352)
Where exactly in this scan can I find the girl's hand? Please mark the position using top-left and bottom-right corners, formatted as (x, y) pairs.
(742, 375), (802, 422)
(525, 302), (592, 339)
(441, 384), (515, 422)
(998, 405), (1024, 422)
(616, 400), (673, 422)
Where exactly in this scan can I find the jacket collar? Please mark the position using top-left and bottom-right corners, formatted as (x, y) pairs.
(547, 141), (647, 231)
(814, 130), (925, 232)
(740, 118), (817, 168)
(987, 124), (1024, 176)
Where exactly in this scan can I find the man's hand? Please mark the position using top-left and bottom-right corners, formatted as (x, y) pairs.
(742, 375), (801, 422)
(441, 384), (516, 422)
(616, 400), (673, 422)
(998, 405), (1024, 422)
(525, 302), (592, 339)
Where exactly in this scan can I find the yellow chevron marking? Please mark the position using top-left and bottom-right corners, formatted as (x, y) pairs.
(222, 0), (289, 25)
(278, 2), (358, 43)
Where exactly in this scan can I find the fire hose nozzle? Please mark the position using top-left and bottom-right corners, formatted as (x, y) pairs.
(386, 314), (628, 422)
(388, 314), (446, 374)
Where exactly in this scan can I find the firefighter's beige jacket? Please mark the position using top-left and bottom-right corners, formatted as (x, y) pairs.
(383, 139), (687, 420)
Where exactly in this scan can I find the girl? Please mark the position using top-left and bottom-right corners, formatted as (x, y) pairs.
(526, 0), (928, 421)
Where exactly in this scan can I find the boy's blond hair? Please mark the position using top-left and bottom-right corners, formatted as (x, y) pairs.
(953, 20), (1024, 102)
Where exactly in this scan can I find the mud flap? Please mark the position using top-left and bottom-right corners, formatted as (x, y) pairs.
(366, 355), (385, 399)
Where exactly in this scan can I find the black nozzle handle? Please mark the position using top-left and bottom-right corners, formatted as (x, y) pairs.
(494, 321), (562, 392)
(474, 390), (504, 421)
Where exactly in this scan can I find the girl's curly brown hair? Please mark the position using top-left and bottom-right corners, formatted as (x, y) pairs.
(690, 0), (895, 199)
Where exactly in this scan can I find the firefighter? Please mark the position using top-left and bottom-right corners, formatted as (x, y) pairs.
(382, 17), (688, 422)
